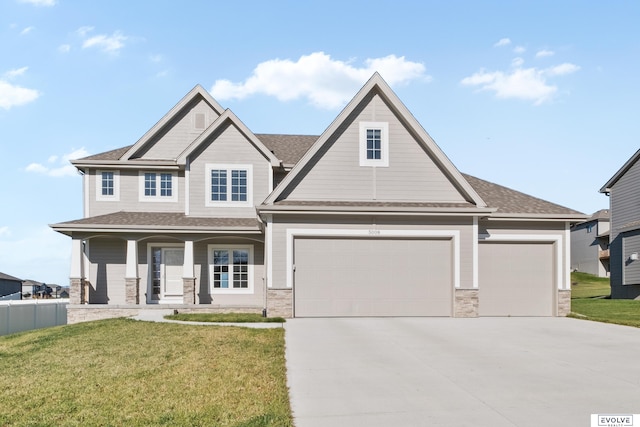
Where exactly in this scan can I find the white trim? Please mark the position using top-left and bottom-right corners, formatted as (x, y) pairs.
(208, 244), (254, 294)
(185, 159), (190, 215)
(479, 233), (564, 290)
(125, 239), (138, 279)
(359, 121), (389, 167)
(83, 168), (89, 216)
(564, 223), (571, 291)
(138, 171), (178, 203)
(205, 163), (253, 208)
(146, 243), (184, 304)
(96, 169), (120, 202)
(472, 217), (478, 288)
(183, 240), (194, 279)
(286, 228), (460, 289)
(265, 215), (273, 288)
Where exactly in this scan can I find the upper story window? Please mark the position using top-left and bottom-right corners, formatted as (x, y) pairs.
(359, 121), (389, 167)
(96, 170), (119, 201)
(205, 164), (252, 207)
(139, 171), (178, 202)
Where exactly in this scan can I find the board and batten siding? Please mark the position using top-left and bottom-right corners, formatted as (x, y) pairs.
(188, 122), (272, 217)
(268, 215), (474, 291)
(88, 169), (185, 217)
(284, 94), (467, 203)
(87, 237), (126, 304)
(134, 98), (220, 160)
(609, 158), (640, 295)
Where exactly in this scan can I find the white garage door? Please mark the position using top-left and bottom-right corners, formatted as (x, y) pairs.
(479, 242), (555, 316)
(294, 237), (453, 317)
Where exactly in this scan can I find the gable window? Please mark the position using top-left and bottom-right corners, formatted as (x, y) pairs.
(209, 245), (253, 294)
(205, 164), (252, 207)
(359, 122), (389, 167)
(96, 170), (119, 201)
(139, 171), (177, 202)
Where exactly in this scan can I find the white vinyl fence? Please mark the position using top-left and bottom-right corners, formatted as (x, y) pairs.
(0, 299), (68, 336)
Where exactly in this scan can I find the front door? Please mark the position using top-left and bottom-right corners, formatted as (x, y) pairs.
(150, 247), (184, 303)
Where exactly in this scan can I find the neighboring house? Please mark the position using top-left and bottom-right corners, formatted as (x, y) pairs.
(51, 73), (586, 323)
(0, 272), (23, 299)
(600, 148), (640, 299)
(570, 209), (610, 277)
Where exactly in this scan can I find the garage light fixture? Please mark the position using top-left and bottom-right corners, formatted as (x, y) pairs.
(630, 252), (639, 261)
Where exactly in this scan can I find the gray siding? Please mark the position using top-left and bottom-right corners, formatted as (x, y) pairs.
(188, 121), (272, 217)
(134, 97), (220, 160)
(570, 221), (600, 275)
(284, 94), (466, 203)
(622, 230), (640, 285)
(87, 237), (126, 304)
(609, 158), (640, 297)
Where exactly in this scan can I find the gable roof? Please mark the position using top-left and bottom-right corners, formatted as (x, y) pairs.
(600, 148), (640, 193)
(176, 109), (280, 166)
(0, 272), (22, 282)
(120, 85), (225, 161)
(262, 73), (487, 208)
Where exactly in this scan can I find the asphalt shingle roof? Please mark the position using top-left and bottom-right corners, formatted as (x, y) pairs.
(54, 212), (260, 230)
(0, 272), (23, 282)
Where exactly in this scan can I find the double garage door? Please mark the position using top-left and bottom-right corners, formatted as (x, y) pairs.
(294, 237), (453, 317)
(293, 237), (556, 317)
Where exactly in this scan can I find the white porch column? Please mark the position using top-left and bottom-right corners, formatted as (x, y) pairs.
(183, 240), (196, 304)
(69, 237), (86, 304)
(125, 239), (140, 304)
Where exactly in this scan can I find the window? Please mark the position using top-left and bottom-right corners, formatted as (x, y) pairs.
(96, 170), (119, 201)
(209, 245), (253, 293)
(205, 164), (252, 207)
(139, 172), (177, 202)
(587, 224), (593, 233)
(359, 122), (389, 167)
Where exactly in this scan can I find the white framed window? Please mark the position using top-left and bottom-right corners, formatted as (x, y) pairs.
(359, 121), (389, 167)
(138, 171), (178, 202)
(205, 164), (253, 207)
(96, 170), (120, 201)
(208, 245), (254, 294)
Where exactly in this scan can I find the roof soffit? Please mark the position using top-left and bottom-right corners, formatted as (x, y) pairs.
(600, 148), (640, 193)
(262, 72), (487, 207)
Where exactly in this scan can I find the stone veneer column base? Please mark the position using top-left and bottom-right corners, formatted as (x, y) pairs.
(267, 289), (292, 318)
(454, 289), (479, 318)
(183, 278), (196, 305)
(69, 278), (85, 304)
(557, 289), (571, 316)
(125, 278), (140, 304)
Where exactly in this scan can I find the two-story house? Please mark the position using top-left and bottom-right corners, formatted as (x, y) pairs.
(51, 73), (586, 323)
(570, 209), (610, 277)
(600, 148), (640, 299)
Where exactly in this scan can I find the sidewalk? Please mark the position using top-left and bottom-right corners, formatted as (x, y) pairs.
(131, 309), (284, 329)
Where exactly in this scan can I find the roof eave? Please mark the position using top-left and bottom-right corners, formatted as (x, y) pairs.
(258, 205), (496, 216)
(50, 223), (262, 234)
(71, 160), (180, 169)
(483, 213), (588, 222)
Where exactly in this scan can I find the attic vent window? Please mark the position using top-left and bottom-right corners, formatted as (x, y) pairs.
(359, 121), (389, 167)
(195, 113), (206, 130)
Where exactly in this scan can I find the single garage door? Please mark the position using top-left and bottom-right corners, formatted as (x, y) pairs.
(294, 237), (452, 317)
(479, 242), (555, 316)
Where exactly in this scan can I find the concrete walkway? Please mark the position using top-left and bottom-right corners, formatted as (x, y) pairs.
(131, 309), (283, 328)
(285, 317), (640, 427)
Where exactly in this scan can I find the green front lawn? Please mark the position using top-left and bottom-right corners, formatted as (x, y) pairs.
(570, 272), (640, 328)
(0, 319), (292, 426)
(165, 312), (285, 323)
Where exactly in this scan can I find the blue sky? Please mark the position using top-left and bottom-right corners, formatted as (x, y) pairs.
(1, 0), (639, 286)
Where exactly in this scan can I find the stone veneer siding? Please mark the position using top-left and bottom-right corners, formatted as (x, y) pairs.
(183, 278), (196, 304)
(267, 289), (292, 318)
(125, 278), (139, 304)
(69, 278), (85, 304)
(454, 289), (479, 318)
(557, 289), (571, 316)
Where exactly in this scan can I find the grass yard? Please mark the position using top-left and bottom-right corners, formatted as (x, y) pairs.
(570, 272), (640, 328)
(0, 319), (292, 427)
(166, 313), (285, 323)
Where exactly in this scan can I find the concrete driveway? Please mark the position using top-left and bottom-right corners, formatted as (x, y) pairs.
(285, 317), (640, 427)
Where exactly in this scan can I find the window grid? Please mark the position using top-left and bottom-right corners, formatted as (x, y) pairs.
(151, 248), (161, 295)
(101, 171), (114, 196)
(211, 170), (227, 201)
(212, 248), (249, 289)
(213, 250), (229, 288)
(366, 129), (382, 160)
(160, 173), (172, 197)
(231, 170), (247, 201)
(144, 173), (156, 196)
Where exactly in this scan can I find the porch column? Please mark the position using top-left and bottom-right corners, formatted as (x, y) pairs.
(69, 237), (86, 304)
(125, 239), (140, 304)
(183, 240), (195, 304)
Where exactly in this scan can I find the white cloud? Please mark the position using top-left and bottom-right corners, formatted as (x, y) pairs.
(0, 79), (40, 109)
(82, 31), (127, 54)
(513, 46), (526, 54)
(211, 52), (428, 109)
(511, 57), (524, 68)
(536, 49), (555, 58)
(76, 26), (94, 37)
(494, 38), (511, 47)
(149, 54), (163, 63)
(58, 44), (71, 53)
(0, 226), (10, 237)
(20, 26), (34, 35)
(4, 66), (29, 79)
(461, 60), (580, 105)
(18, 0), (56, 6)
(25, 147), (89, 177)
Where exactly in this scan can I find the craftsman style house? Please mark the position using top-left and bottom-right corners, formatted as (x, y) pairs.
(600, 148), (640, 299)
(51, 74), (585, 323)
